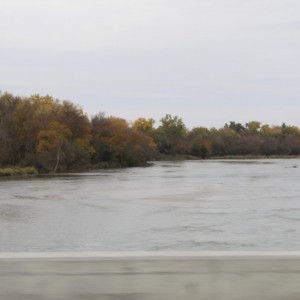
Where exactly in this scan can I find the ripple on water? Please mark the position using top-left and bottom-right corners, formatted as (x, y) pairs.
(1, 159), (300, 251)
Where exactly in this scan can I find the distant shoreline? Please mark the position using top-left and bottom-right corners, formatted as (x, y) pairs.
(156, 154), (300, 161)
(1, 155), (299, 177)
(2, 92), (300, 174)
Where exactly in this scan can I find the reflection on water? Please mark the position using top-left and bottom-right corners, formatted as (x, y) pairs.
(1, 159), (300, 251)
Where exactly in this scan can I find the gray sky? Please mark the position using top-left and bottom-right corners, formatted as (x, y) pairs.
(1, 0), (300, 128)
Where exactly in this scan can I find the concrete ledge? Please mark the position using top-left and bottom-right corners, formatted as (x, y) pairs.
(1, 252), (300, 299)
(2, 251), (300, 259)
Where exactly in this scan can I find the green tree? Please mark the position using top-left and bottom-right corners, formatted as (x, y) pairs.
(154, 114), (187, 155)
(281, 123), (300, 136)
(224, 121), (245, 133)
(245, 121), (261, 134)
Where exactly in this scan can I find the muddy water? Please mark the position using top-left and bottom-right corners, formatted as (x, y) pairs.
(1, 159), (300, 251)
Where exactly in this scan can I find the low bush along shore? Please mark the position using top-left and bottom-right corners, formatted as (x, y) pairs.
(0, 166), (38, 176)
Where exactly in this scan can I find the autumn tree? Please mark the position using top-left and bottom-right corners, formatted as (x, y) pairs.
(245, 121), (261, 134)
(132, 117), (155, 134)
(154, 114), (187, 155)
(57, 101), (94, 170)
(91, 114), (157, 167)
(3, 91), (300, 171)
(186, 127), (212, 158)
(281, 123), (300, 136)
(209, 127), (241, 156)
(260, 124), (282, 136)
(36, 121), (72, 172)
(0, 92), (21, 165)
(2, 93), (94, 171)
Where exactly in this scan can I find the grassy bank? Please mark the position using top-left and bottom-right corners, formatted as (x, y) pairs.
(0, 166), (38, 176)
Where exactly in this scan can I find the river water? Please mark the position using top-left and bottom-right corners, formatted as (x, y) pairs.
(1, 159), (300, 252)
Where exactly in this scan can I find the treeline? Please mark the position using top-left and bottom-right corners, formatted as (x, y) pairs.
(1, 92), (300, 172)
(0, 92), (156, 172)
(135, 116), (300, 158)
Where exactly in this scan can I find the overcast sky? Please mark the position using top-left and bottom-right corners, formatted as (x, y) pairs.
(1, 0), (300, 128)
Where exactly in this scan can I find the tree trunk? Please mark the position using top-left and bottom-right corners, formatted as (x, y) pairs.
(53, 144), (62, 173)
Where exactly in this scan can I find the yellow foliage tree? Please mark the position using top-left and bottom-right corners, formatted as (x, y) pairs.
(132, 118), (155, 133)
(36, 121), (72, 172)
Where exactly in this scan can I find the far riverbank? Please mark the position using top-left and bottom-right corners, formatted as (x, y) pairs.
(1, 155), (300, 177)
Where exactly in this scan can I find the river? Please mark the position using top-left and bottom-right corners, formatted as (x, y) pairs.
(1, 159), (300, 251)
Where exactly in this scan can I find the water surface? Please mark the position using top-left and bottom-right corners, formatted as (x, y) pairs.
(1, 159), (300, 251)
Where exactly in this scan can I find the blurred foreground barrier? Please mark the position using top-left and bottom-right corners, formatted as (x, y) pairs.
(1, 252), (300, 300)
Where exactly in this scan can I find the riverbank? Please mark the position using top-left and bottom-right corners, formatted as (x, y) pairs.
(156, 154), (200, 161)
(0, 166), (38, 176)
(156, 154), (300, 161)
(210, 154), (300, 159)
(1, 155), (299, 176)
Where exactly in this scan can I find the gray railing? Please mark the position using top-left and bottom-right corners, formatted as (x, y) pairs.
(1, 252), (300, 299)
